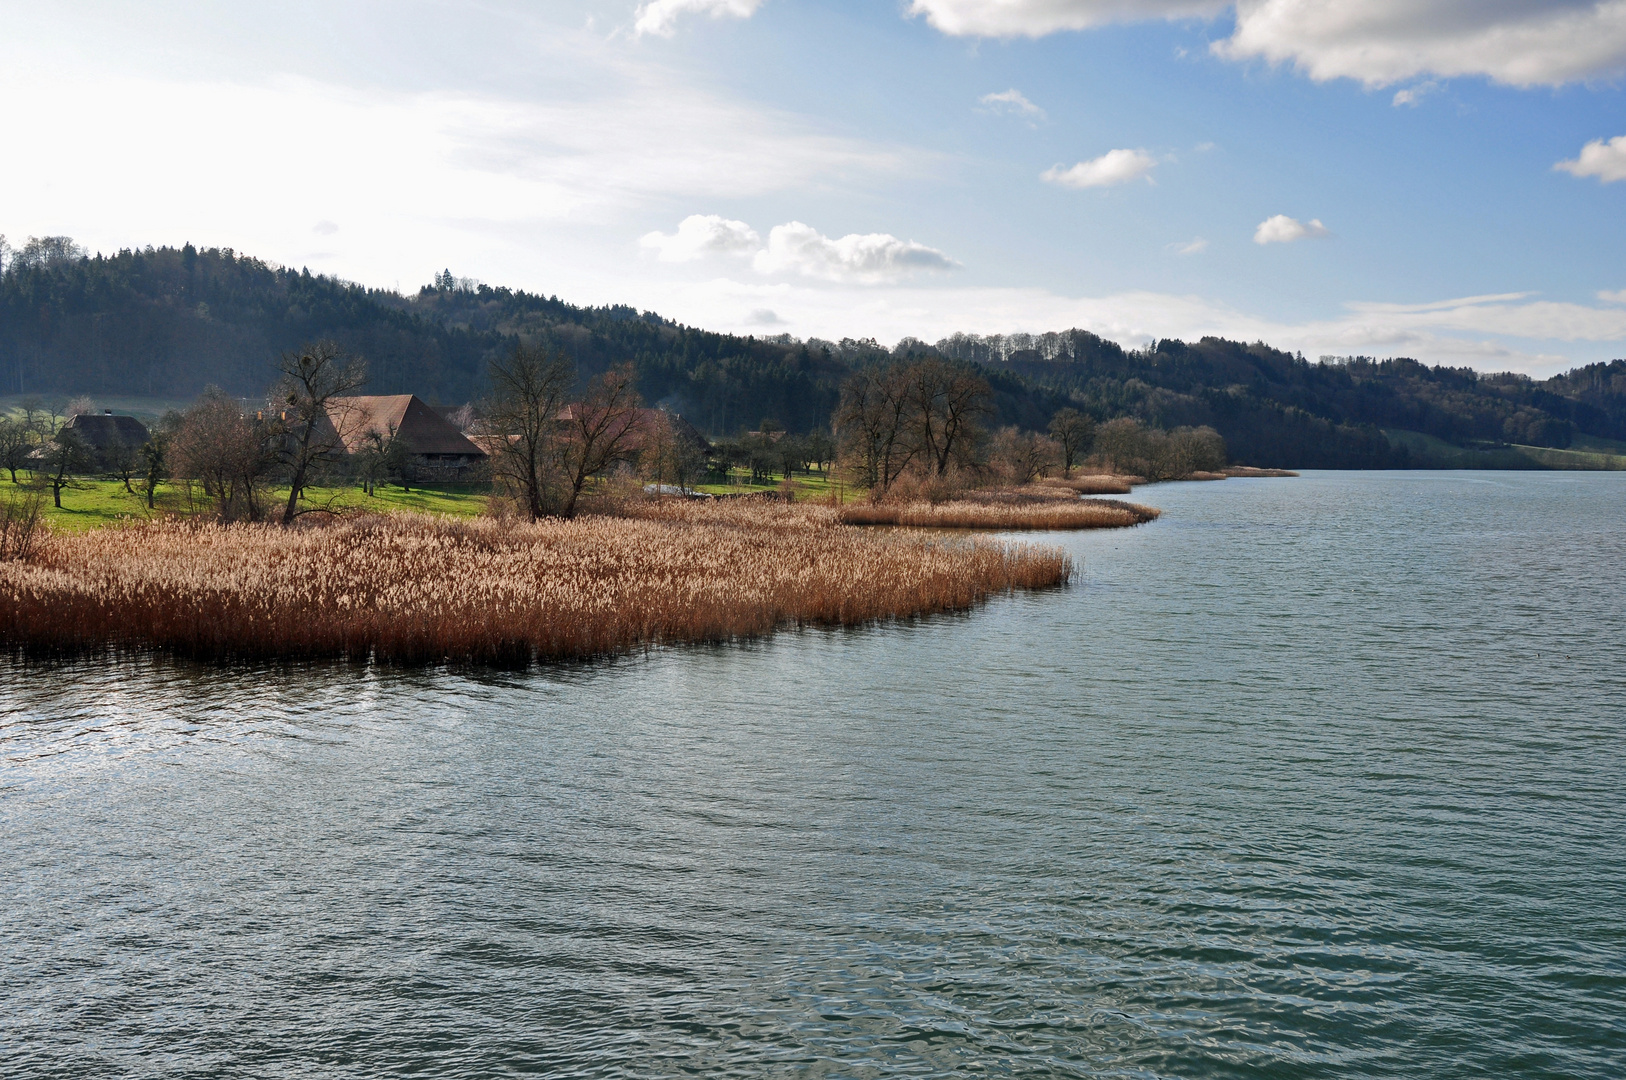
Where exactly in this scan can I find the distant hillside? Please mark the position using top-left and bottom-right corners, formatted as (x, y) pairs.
(3, 240), (1624, 469)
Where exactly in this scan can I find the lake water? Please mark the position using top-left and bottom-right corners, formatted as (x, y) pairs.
(3, 471), (1623, 1079)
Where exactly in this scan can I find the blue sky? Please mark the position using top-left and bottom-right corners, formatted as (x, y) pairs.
(3, 1), (1624, 373)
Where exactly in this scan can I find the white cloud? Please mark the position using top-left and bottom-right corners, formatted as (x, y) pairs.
(1170, 236), (1208, 255)
(641, 277), (1625, 376)
(655, 275), (1626, 378)
(909, 1), (1626, 87)
(1344, 292), (1626, 342)
(634, 0), (763, 37)
(0, 48), (915, 292)
(752, 221), (959, 283)
(1555, 135), (1626, 183)
(640, 214), (760, 261)
(1041, 148), (1156, 188)
(1216, 1), (1626, 88)
(1391, 80), (1438, 107)
(1254, 214), (1329, 244)
(978, 88), (1046, 120)
(908, 1), (1220, 37)
(1600, 289), (1626, 303)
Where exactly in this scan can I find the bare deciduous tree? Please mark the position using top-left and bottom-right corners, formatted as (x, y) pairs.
(0, 417), (32, 484)
(990, 426), (1059, 483)
(354, 424), (410, 496)
(834, 365), (915, 495)
(273, 342), (367, 526)
(556, 364), (642, 519)
(638, 410), (705, 494)
(904, 357), (991, 477)
(105, 432), (141, 493)
(38, 428), (93, 509)
(486, 342), (574, 521)
(836, 358), (990, 493)
(1048, 407), (1095, 477)
(170, 387), (272, 521)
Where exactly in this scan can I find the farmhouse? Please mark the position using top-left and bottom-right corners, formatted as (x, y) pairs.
(325, 395), (486, 480)
(61, 412), (151, 468)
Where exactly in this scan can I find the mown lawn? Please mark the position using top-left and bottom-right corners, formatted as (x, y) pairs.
(6, 477), (490, 531)
(692, 469), (858, 501)
(4, 471), (862, 531)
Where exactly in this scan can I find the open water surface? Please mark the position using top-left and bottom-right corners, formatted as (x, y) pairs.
(2, 471), (1624, 1078)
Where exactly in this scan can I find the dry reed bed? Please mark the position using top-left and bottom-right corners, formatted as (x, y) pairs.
(1037, 475), (1136, 495)
(0, 503), (1071, 664)
(838, 498), (1159, 530)
(1224, 466), (1299, 477)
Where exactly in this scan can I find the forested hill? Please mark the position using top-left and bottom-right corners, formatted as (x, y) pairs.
(4, 241), (1624, 468)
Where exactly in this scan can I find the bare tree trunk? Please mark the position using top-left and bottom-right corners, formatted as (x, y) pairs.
(275, 342), (367, 526)
(558, 365), (641, 519)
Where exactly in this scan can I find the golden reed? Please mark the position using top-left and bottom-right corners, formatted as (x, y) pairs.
(1037, 475), (1137, 495)
(838, 498), (1159, 530)
(0, 503), (1071, 664)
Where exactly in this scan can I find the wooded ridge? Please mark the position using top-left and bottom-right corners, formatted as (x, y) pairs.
(4, 239), (1622, 469)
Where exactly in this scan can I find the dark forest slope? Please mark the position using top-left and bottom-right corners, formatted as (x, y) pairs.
(4, 242), (1623, 468)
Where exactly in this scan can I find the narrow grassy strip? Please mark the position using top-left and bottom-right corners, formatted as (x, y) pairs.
(836, 498), (1159, 530)
(0, 503), (1070, 664)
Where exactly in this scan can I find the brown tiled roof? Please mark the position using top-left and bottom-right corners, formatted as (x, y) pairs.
(327, 395), (486, 458)
(62, 413), (150, 449)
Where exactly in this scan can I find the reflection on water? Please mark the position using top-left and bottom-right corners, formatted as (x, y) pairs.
(3, 472), (1624, 1078)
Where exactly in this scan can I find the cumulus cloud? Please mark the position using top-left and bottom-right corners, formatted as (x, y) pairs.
(908, 0), (1220, 37)
(979, 88), (1046, 120)
(1600, 289), (1626, 303)
(909, 1), (1626, 87)
(1216, 1), (1626, 88)
(1254, 214), (1329, 244)
(1555, 135), (1626, 183)
(1041, 148), (1156, 188)
(640, 214), (760, 261)
(635, 0), (763, 37)
(1170, 236), (1208, 255)
(752, 221), (959, 282)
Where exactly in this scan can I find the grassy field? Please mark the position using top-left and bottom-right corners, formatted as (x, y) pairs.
(692, 469), (859, 501)
(5, 477), (490, 531)
(1382, 429), (1626, 470)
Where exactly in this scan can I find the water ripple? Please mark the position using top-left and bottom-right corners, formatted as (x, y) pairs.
(2, 471), (1624, 1078)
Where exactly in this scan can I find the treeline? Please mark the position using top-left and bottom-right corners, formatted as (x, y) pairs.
(829, 356), (1226, 495)
(935, 331), (1626, 463)
(4, 237), (1624, 469)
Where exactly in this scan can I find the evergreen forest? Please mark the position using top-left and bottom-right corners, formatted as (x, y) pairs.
(4, 240), (1624, 469)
